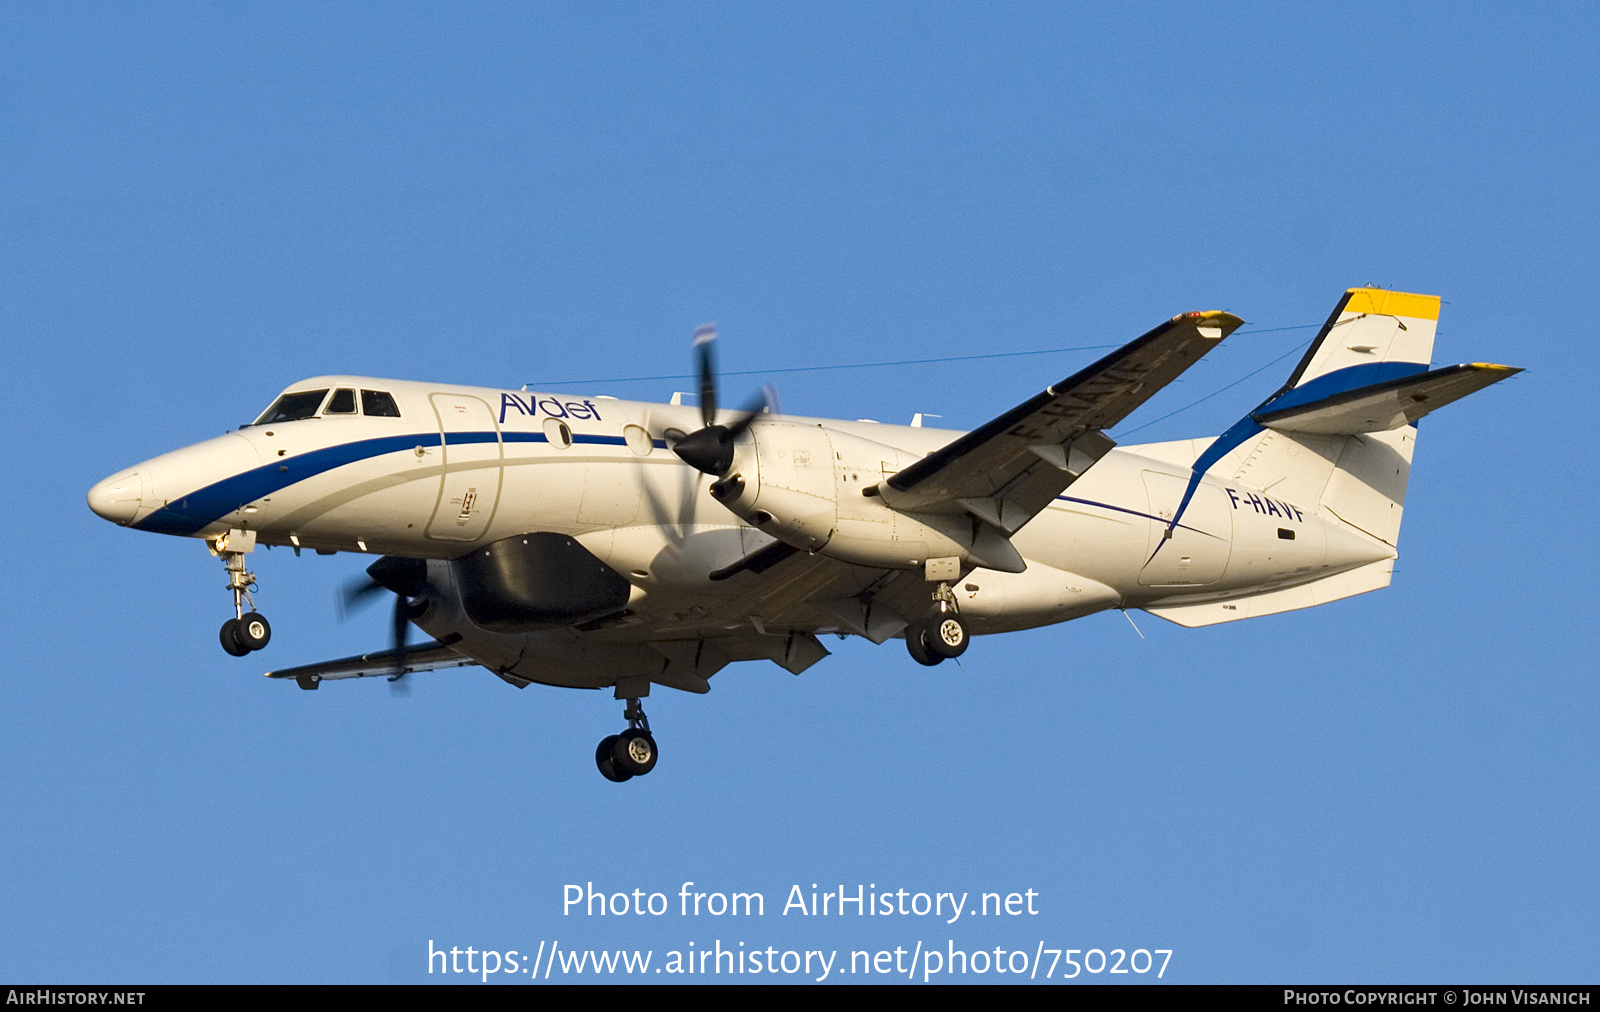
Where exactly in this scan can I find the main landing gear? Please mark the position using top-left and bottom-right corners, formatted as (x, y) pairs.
(213, 539), (271, 657)
(595, 697), (659, 783)
(904, 581), (969, 667)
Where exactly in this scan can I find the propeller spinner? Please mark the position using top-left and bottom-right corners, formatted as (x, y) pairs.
(670, 324), (776, 477)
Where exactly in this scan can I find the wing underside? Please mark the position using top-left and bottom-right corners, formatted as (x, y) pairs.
(264, 640), (478, 689)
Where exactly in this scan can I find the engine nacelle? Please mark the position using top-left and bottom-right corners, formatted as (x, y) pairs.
(712, 421), (837, 552)
(710, 423), (1020, 572)
(451, 532), (632, 632)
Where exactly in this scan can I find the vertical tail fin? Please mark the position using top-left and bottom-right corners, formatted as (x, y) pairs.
(1149, 288), (1517, 624)
(1233, 287), (1440, 545)
(1280, 287), (1439, 393)
(1318, 427), (1414, 545)
(1175, 288), (1441, 548)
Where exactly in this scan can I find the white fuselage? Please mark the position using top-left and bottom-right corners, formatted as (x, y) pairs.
(89, 375), (1395, 687)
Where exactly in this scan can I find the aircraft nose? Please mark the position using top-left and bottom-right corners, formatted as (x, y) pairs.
(87, 469), (145, 525)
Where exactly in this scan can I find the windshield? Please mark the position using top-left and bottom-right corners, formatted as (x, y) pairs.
(252, 389), (329, 425)
(361, 389), (401, 417)
(325, 388), (356, 414)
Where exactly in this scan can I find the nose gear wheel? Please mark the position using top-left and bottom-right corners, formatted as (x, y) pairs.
(213, 543), (272, 656)
(220, 619), (250, 657)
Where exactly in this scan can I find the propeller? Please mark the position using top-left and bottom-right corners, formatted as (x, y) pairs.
(670, 324), (777, 478)
(339, 556), (428, 695)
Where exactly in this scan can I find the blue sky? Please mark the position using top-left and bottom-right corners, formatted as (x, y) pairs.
(2, 3), (1596, 983)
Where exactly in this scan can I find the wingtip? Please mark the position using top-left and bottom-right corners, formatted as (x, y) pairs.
(1174, 310), (1247, 336)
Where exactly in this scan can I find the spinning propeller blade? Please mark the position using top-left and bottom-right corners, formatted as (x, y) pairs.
(338, 575), (387, 619)
(337, 556), (429, 696)
(694, 324), (718, 428)
(673, 325), (777, 477)
(388, 593), (411, 695)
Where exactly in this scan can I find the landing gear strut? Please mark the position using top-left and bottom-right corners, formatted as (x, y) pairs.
(905, 581), (968, 666)
(213, 535), (271, 656)
(595, 697), (659, 783)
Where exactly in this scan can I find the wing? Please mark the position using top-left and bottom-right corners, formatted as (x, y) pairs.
(878, 311), (1244, 533)
(264, 640), (478, 689)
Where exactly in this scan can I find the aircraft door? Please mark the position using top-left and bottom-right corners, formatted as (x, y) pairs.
(1138, 471), (1232, 586)
(426, 393), (503, 542)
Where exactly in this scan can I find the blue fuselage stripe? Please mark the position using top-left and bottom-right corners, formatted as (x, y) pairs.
(135, 433), (443, 536)
(1055, 495), (1210, 536)
(133, 428), (665, 537)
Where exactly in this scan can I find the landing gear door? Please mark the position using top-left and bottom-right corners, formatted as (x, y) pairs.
(427, 393), (503, 542)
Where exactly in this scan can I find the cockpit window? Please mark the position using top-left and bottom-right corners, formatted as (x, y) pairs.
(254, 389), (329, 425)
(325, 388), (357, 414)
(361, 389), (401, 417)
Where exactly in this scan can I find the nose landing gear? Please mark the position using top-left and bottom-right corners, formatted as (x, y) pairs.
(595, 697), (659, 783)
(212, 532), (271, 656)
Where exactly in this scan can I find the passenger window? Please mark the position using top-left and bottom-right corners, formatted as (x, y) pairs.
(623, 424), (653, 456)
(325, 388), (357, 414)
(254, 390), (329, 425)
(361, 390), (402, 417)
(543, 416), (573, 449)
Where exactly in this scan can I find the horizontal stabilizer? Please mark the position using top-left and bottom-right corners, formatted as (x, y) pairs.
(1254, 363), (1520, 435)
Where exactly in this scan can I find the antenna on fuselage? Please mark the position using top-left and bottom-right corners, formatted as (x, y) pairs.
(1120, 609), (1147, 641)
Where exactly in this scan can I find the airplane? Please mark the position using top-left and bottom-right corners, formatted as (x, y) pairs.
(87, 287), (1518, 782)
